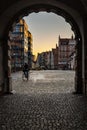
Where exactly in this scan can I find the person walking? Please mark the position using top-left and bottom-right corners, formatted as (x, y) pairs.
(22, 62), (29, 80)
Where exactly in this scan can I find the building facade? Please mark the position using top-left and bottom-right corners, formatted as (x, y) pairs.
(68, 38), (76, 70)
(36, 44), (58, 70)
(27, 31), (33, 69)
(9, 19), (33, 72)
(52, 44), (58, 69)
(58, 35), (76, 70)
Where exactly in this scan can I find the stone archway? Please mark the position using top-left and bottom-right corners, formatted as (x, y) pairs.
(0, 0), (86, 94)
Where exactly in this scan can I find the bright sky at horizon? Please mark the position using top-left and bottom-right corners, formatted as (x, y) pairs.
(24, 12), (74, 57)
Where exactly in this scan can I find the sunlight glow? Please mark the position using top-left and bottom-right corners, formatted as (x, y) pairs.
(24, 12), (74, 56)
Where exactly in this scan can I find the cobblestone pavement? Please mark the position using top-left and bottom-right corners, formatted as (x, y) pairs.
(12, 70), (75, 94)
(0, 70), (87, 130)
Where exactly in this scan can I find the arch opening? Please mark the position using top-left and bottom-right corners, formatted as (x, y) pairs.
(1, 3), (83, 94)
(10, 11), (76, 94)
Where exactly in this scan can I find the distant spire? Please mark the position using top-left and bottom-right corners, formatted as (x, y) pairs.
(56, 43), (57, 48)
(58, 35), (61, 46)
(59, 35), (60, 40)
(71, 34), (73, 39)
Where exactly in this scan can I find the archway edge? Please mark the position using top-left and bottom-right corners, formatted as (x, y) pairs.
(0, 0), (85, 95)
(0, 0), (83, 39)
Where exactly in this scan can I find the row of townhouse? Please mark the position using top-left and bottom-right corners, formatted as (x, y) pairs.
(36, 44), (58, 70)
(36, 35), (76, 70)
(8, 19), (34, 72)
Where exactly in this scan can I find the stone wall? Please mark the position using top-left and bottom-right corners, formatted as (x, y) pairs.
(0, 45), (4, 93)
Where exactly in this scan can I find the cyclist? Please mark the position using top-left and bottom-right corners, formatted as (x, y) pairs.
(22, 62), (29, 80)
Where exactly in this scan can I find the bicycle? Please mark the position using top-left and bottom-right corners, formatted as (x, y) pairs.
(22, 71), (29, 81)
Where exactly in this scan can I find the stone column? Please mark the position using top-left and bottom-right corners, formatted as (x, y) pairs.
(83, 17), (87, 94)
(2, 38), (12, 94)
(0, 42), (4, 94)
(75, 36), (83, 94)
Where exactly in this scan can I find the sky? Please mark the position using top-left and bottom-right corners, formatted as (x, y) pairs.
(24, 12), (74, 57)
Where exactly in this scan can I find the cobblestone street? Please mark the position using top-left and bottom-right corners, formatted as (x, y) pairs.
(0, 70), (87, 130)
(12, 70), (75, 94)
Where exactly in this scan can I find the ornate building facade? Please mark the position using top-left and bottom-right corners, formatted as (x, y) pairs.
(58, 35), (76, 70)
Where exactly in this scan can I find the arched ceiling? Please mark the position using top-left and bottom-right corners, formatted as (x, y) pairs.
(11, 4), (81, 37)
(0, 0), (87, 39)
(0, 0), (87, 14)
(0, 0), (87, 15)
